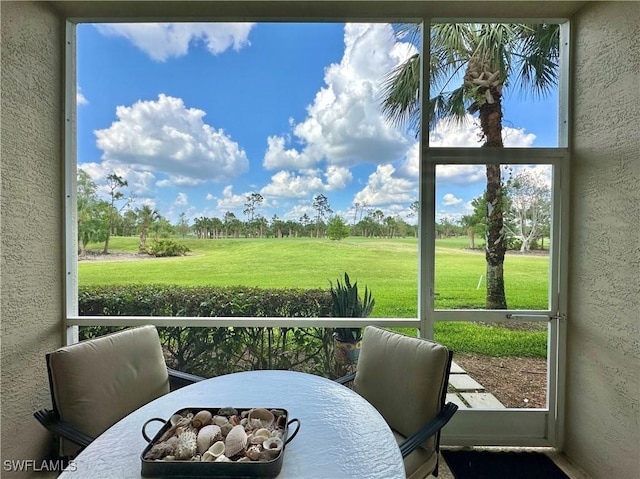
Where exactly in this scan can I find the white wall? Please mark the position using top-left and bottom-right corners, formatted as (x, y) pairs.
(0, 2), (65, 476)
(567, 2), (640, 478)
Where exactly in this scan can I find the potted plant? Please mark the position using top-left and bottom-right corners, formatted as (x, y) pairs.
(329, 272), (375, 363)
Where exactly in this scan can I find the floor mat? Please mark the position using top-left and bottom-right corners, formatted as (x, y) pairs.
(441, 450), (570, 479)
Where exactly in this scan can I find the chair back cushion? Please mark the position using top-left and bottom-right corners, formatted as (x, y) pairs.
(47, 325), (169, 456)
(353, 326), (449, 456)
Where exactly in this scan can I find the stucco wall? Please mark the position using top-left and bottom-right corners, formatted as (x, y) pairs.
(567, 2), (640, 478)
(1, 2), (65, 476)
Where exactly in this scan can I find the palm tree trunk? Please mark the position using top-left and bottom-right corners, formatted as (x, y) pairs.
(480, 88), (507, 309)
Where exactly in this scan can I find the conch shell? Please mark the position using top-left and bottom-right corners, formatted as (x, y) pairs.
(224, 425), (247, 458)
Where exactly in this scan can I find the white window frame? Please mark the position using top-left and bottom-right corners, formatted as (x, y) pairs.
(64, 14), (571, 449)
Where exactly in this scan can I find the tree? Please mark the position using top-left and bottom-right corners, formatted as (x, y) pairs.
(137, 205), (159, 252)
(327, 216), (350, 241)
(312, 194), (332, 238)
(102, 172), (132, 254)
(176, 212), (189, 238)
(381, 23), (559, 308)
(77, 169), (109, 255)
(504, 170), (551, 251)
(243, 193), (264, 223)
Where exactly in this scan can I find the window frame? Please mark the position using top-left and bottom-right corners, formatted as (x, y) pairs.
(64, 13), (571, 448)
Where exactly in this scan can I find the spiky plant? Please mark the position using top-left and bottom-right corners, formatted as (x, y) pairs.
(329, 272), (375, 342)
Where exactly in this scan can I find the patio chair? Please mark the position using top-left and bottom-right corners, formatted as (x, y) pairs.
(336, 326), (458, 479)
(33, 325), (204, 458)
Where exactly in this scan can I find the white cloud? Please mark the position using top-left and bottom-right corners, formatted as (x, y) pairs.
(264, 23), (415, 172)
(77, 87), (88, 105)
(96, 23), (254, 61)
(205, 193), (215, 201)
(395, 116), (538, 186)
(429, 114), (536, 147)
(95, 94), (249, 187)
(79, 161), (155, 197)
(260, 171), (325, 199)
(325, 166), (352, 191)
(215, 185), (246, 211)
(353, 164), (416, 207)
(442, 193), (463, 206)
(175, 192), (188, 206)
(263, 136), (313, 170)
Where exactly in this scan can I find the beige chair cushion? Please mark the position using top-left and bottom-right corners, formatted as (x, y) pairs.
(48, 325), (170, 456)
(353, 326), (449, 478)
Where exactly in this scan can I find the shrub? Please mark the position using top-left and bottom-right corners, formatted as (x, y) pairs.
(146, 239), (190, 257)
(77, 285), (352, 378)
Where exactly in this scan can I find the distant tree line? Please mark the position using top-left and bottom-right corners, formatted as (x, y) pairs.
(77, 168), (550, 254)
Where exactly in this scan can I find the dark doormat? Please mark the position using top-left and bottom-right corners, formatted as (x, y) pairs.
(441, 450), (570, 479)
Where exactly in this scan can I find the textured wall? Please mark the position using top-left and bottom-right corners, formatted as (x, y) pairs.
(567, 2), (640, 478)
(0, 2), (65, 476)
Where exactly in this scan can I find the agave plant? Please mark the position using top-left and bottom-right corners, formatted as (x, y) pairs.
(329, 272), (375, 343)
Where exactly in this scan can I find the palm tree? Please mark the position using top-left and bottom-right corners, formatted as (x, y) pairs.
(381, 23), (559, 309)
(137, 205), (159, 252)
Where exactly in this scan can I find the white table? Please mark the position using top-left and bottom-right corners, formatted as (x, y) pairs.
(59, 370), (405, 479)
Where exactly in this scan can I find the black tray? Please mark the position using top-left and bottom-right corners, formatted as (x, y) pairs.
(141, 407), (300, 478)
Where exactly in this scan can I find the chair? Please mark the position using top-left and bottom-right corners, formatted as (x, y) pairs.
(34, 325), (204, 458)
(336, 326), (458, 479)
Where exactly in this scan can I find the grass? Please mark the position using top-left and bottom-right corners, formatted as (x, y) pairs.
(80, 236), (550, 357)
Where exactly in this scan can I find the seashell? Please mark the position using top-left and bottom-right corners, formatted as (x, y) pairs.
(220, 423), (233, 438)
(197, 425), (222, 454)
(157, 416), (191, 443)
(237, 457), (252, 463)
(276, 415), (287, 429)
(248, 434), (264, 445)
(229, 415), (241, 426)
(202, 451), (215, 462)
(213, 415), (229, 427)
(144, 440), (175, 460)
(224, 425), (248, 458)
(174, 430), (197, 460)
(192, 410), (213, 429)
(164, 455), (176, 461)
(248, 418), (264, 430)
(262, 436), (283, 458)
(207, 441), (225, 458)
(254, 428), (271, 439)
(214, 455), (232, 462)
(271, 429), (284, 439)
(248, 408), (275, 428)
(170, 414), (184, 426)
(218, 407), (238, 417)
(246, 444), (261, 461)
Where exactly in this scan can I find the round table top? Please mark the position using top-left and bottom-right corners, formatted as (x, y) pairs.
(59, 370), (405, 479)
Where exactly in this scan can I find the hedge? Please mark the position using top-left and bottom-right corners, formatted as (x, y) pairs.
(78, 285), (352, 378)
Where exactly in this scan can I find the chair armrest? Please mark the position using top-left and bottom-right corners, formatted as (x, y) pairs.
(167, 367), (205, 391)
(399, 402), (458, 458)
(334, 371), (356, 386)
(33, 409), (94, 449)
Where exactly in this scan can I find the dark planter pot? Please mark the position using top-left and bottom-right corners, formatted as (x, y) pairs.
(335, 338), (362, 363)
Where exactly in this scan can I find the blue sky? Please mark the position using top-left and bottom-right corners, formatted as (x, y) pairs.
(77, 22), (558, 225)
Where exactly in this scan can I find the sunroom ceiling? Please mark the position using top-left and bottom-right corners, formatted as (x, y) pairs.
(50, 1), (588, 22)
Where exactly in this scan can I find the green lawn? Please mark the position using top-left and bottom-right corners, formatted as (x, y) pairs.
(80, 236), (549, 357)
